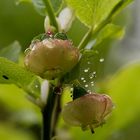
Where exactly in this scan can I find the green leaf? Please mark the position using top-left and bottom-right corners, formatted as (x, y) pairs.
(65, 0), (133, 28)
(107, 63), (140, 129)
(0, 57), (40, 98)
(50, 0), (63, 14)
(94, 24), (125, 47)
(32, 0), (63, 16)
(15, 0), (31, 5)
(0, 85), (39, 111)
(32, 0), (47, 16)
(65, 0), (121, 27)
(0, 41), (21, 63)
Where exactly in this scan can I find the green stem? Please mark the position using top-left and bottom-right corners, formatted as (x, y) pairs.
(42, 0), (58, 31)
(78, 20), (110, 51)
(78, 27), (93, 50)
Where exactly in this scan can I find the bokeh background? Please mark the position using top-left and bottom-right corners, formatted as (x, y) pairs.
(0, 0), (140, 140)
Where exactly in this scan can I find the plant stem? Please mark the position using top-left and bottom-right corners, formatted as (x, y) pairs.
(41, 84), (61, 140)
(78, 20), (110, 51)
(41, 85), (56, 140)
(51, 94), (61, 136)
(42, 0), (58, 31)
(78, 27), (93, 50)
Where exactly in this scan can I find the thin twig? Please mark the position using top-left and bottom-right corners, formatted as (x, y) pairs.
(78, 27), (93, 50)
(42, 0), (58, 31)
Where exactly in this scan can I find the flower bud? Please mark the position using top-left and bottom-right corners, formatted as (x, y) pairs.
(58, 7), (75, 32)
(44, 16), (60, 33)
(62, 93), (113, 132)
(44, 16), (50, 32)
(24, 38), (79, 79)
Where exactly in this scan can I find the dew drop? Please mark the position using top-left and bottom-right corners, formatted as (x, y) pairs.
(70, 88), (73, 92)
(81, 77), (85, 80)
(87, 61), (91, 64)
(88, 90), (92, 94)
(93, 71), (96, 74)
(87, 90), (91, 93)
(35, 85), (39, 88)
(85, 84), (88, 88)
(89, 72), (96, 78)
(84, 68), (89, 73)
(83, 80), (86, 83)
(91, 83), (94, 86)
(99, 58), (104, 62)
(91, 81), (94, 84)
(90, 76), (93, 79)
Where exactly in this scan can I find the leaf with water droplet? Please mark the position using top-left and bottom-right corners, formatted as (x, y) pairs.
(65, 50), (103, 91)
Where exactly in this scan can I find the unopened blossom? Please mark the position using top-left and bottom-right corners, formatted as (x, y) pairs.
(24, 37), (79, 79)
(62, 93), (113, 133)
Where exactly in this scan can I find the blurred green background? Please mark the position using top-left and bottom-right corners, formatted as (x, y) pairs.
(0, 0), (140, 140)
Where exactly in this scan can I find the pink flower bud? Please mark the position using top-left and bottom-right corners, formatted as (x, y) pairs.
(62, 93), (113, 132)
(24, 38), (79, 79)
